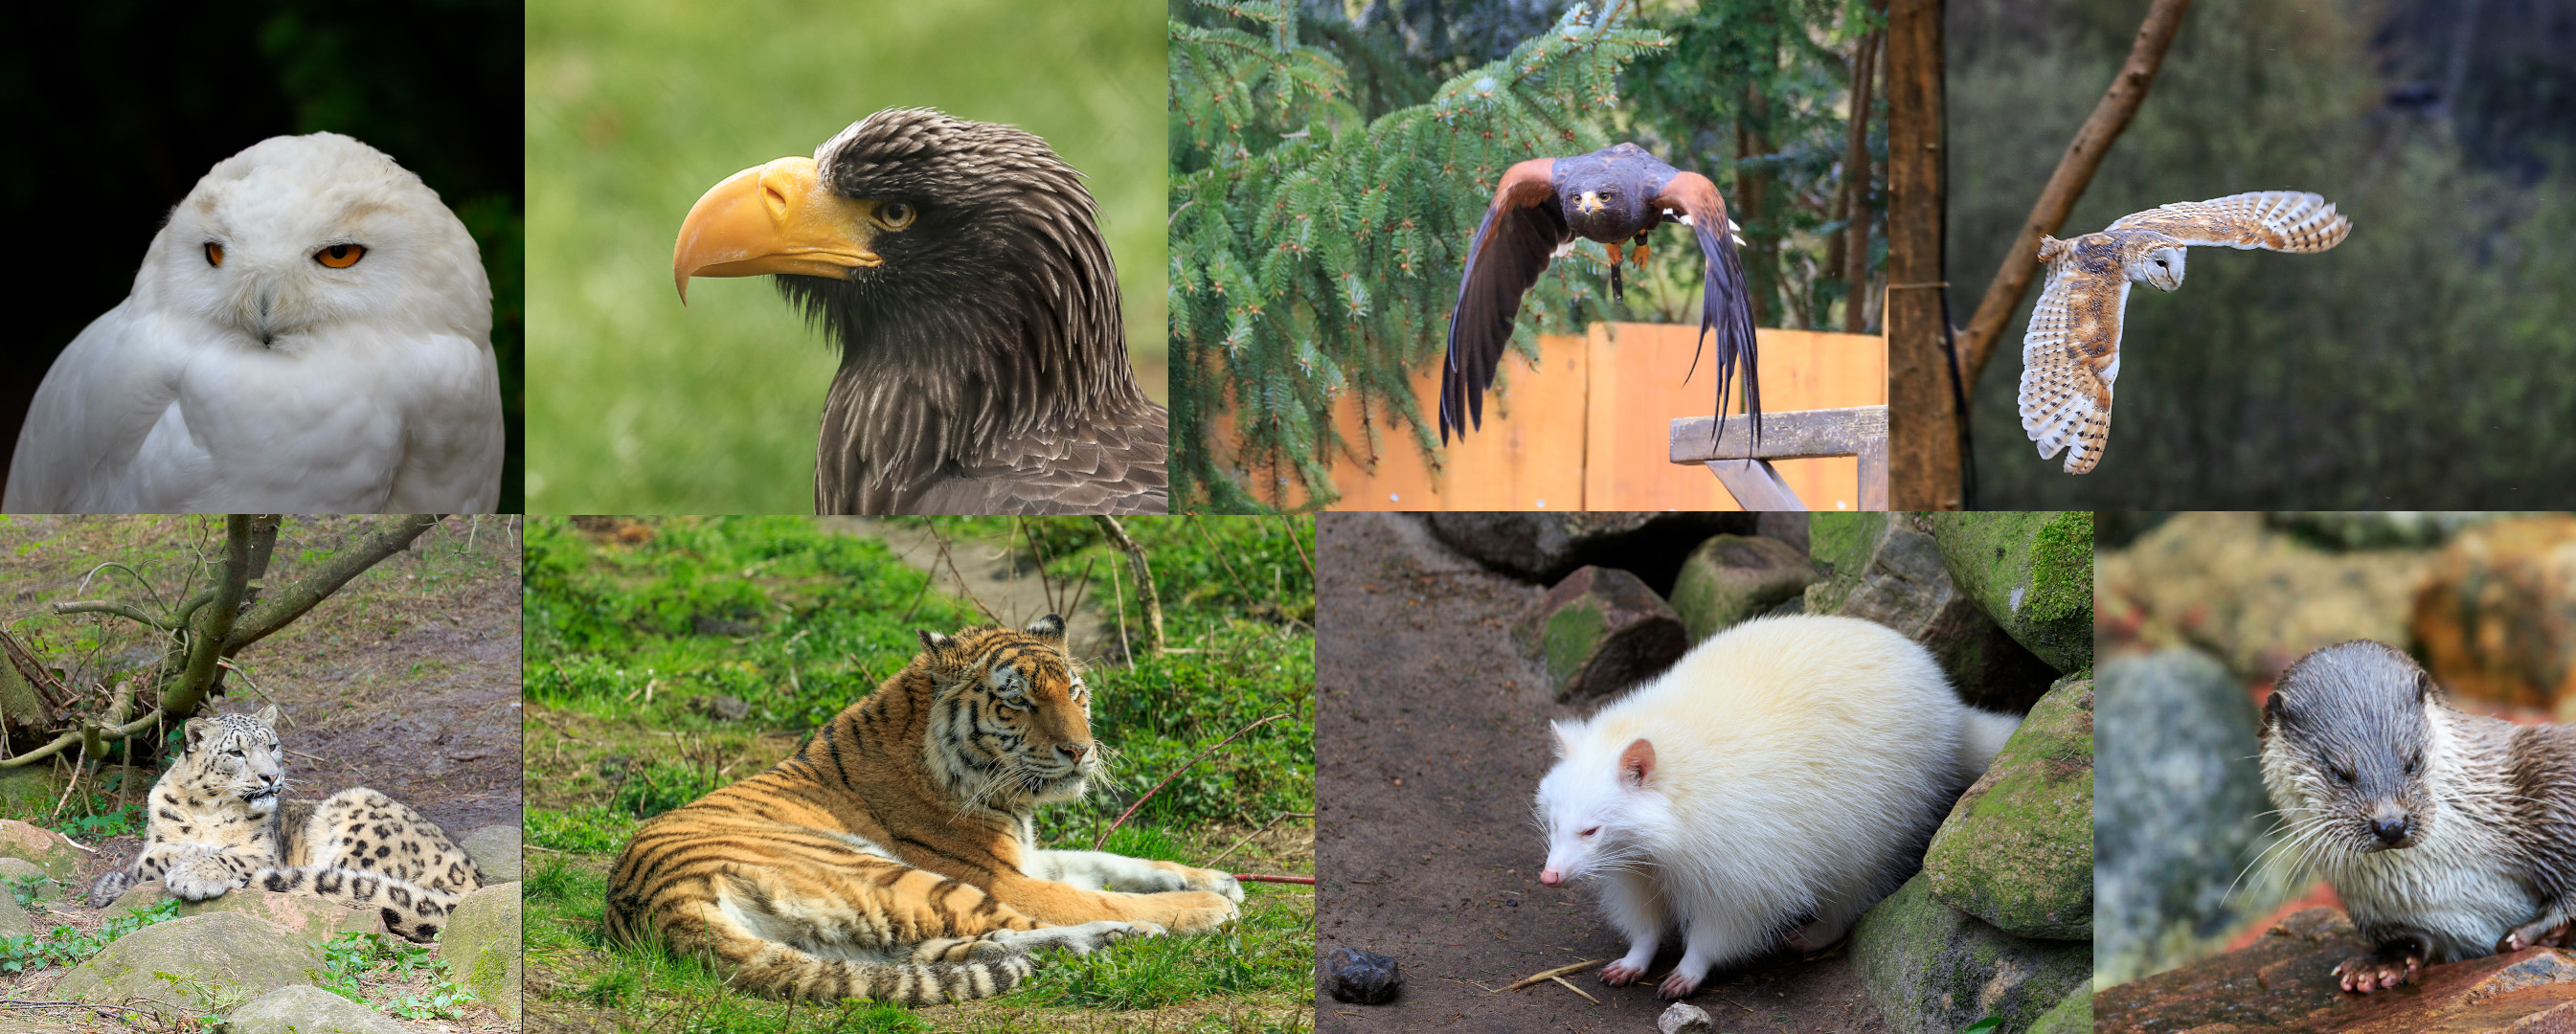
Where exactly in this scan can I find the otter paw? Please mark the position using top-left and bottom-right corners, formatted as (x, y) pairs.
(2333, 952), (2421, 993)
(2501, 919), (2574, 954)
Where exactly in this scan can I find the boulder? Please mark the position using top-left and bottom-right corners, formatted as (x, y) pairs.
(106, 885), (383, 942)
(441, 881), (522, 1022)
(0, 856), (62, 901)
(2025, 984), (2091, 1034)
(2409, 514), (2576, 716)
(0, 819), (81, 881)
(1424, 513), (1752, 591)
(1922, 675), (2093, 940)
(1667, 534), (1818, 641)
(226, 983), (411, 1034)
(2095, 907), (2576, 1033)
(2095, 512), (2430, 680)
(54, 911), (326, 1018)
(2093, 649), (2276, 986)
(1804, 517), (2060, 713)
(1849, 874), (2091, 1034)
(462, 823), (523, 884)
(1925, 511), (2094, 673)
(1514, 566), (1688, 704)
(0, 766), (64, 816)
(0, 887), (29, 937)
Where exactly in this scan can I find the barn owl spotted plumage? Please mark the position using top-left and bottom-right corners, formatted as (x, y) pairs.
(2017, 191), (2351, 474)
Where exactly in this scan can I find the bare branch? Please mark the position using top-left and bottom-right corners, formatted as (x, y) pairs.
(226, 514), (441, 653)
(1092, 516), (1163, 657)
(0, 707), (165, 769)
(49, 601), (169, 630)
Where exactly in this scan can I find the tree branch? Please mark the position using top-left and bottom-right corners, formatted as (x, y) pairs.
(49, 601), (169, 630)
(0, 707), (165, 769)
(226, 514), (441, 653)
(1092, 516), (1164, 658)
(162, 516), (254, 723)
(1955, 0), (2193, 388)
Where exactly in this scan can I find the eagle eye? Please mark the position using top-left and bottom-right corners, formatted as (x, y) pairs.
(315, 244), (367, 269)
(874, 201), (916, 231)
(205, 243), (225, 267)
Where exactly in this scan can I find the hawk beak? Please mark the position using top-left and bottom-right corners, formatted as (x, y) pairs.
(673, 156), (884, 303)
(1576, 191), (1602, 215)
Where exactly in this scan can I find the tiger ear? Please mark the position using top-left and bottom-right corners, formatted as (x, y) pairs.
(1024, 614), (1066, 641)
(253, 705), (280, 727)
(918, 629), (953, 652)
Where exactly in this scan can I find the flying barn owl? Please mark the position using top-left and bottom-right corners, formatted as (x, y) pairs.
(2017, 191), (2351, 474)
(6, 133), (502, 513)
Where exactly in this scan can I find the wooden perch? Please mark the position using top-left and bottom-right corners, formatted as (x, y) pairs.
(1669, 405), (1889, 510)
(1955, 0), (2193, 388)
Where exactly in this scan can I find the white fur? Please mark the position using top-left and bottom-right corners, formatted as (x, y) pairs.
(1535, 615), (2020, 998)
(7, 133), (500, 513)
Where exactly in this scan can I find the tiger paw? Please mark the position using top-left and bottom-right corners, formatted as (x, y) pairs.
(1178, 865), (1244, 904)
(1145, 890), (1239, 934)
(1003, 920), (1161, 955)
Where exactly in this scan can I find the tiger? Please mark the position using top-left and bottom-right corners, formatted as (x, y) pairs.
(85, 706), (484, 942)
(606, 614), (1243, 1005)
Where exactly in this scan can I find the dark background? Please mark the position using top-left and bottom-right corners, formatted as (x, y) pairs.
(0, 0), (523, 510)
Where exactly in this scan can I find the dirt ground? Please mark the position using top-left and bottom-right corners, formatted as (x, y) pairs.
(0, 516), (522, 1034)
(1314, 512), (1887, 1034)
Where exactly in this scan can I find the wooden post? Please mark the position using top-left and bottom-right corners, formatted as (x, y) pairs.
(1670, 405), (1890, 510)
(1884, 0), (1955, 509)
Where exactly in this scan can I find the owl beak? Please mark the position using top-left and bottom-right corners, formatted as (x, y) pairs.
(673, 156), (883, 303)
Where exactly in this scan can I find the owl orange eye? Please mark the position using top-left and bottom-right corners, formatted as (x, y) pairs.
(315, 244), (366, 268)
(205, 243), (224, 267)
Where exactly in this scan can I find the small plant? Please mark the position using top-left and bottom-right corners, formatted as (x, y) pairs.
(6, 873), (52, 913)
(0, 897), (182, 974)
(385, 979), (480, 1021)
(48, 802), (146, 842)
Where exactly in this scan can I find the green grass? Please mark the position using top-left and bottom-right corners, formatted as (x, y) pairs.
(0, 898), (182, 975)
(525, 0), (1167, 512)
(523, 517), (1313, 1030)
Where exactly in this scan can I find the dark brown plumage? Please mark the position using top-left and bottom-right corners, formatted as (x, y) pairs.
(674, 108), (1165, 514)
(1440, 143), (1759, 450)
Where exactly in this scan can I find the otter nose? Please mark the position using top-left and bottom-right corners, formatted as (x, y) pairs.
(2371, 815), (2410, 845)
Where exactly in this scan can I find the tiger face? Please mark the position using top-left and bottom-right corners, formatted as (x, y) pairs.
(178, 705), (287, 812)
(920, 615), (1100, 805)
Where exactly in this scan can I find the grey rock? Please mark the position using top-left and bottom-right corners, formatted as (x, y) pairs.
(1667, 534), (1818, 641)
(1850, 875), (2091, 1034)
(1805, 516), (2061, 712)
(1514, 566), (1688, 703)
(1657, 1000), (1713, 1034)
(1323, 946), (1403, 1003)
(54, 911), (326, 1018)
(461, 823), (522, 885)
(441, 882), (522, 1022)
(1424, 512), (1753, 589)
(227, 984), (410, 1034)
(0, 888), (29, 937)
(0, 856), (59, 902)
(710, 694), (750, 721)
(2094, 649), (2275, 986)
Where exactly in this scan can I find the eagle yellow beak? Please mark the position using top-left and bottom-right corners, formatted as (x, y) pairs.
(672, 156), (884, 303)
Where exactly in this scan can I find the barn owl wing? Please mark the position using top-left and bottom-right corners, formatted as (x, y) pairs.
(2018, 257), (2128, 475)
(2107, 191), (2351, 253)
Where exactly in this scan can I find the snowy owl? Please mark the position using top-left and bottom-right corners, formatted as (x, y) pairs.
(5, 133), (502, 513)
(2017, 191), (2350, 474)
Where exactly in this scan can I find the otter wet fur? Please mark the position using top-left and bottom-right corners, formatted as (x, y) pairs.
(2259, 641), (2576, 994)
(1534, 615), (2022, 999)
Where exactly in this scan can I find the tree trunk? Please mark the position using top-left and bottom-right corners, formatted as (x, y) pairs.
(1885, 0), (1957, 509)
(1843, 21), (1885, 334)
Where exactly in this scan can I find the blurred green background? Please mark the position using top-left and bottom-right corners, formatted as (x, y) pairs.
(527, 0), (1166, 513)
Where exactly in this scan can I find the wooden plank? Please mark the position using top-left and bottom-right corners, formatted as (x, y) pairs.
(1669, 405), (1889, 463)
(1322, 335), (1588, 511)
(1706, 461), (1808, 511)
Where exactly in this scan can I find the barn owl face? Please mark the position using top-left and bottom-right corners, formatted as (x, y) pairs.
(134, 133), (488, 350)
(2128, 244), (2187, 291)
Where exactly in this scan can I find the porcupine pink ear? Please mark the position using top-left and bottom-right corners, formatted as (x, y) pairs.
(1618, 738), (1656, 788)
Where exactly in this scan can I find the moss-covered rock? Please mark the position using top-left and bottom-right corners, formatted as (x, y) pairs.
(0, 885), (29, 937)
(0, 856), (61, 903)
(1926, 512), (2094, 674)
(0, 766), (64, 817)
(441, 881), (521, 1023)
(1850, 875), (2091, 1034)
(0, 819), (81, 881)
(1923, 675), (2093, 940)
(1668, 534), (1818, 641)
(1804, 520), (2061, 713)
(106, 885), (383, 942)
(54, 911), (326, 1018)
(1514, 566), (1687, 703)
(2025, 983), (2091, 1034)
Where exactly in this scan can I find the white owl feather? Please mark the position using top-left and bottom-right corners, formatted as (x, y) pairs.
(5, 133), (502, 513)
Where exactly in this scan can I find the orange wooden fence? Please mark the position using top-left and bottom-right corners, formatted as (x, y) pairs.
(1281, 324), (1886, 511)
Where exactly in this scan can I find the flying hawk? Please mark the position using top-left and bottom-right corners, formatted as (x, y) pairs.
(672, 108), (1165, 514)
(1440, 143), (1758, 449)
(6, 133), (502, 513)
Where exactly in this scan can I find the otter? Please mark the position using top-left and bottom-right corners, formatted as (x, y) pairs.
(2259, 641), (2576, 993)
